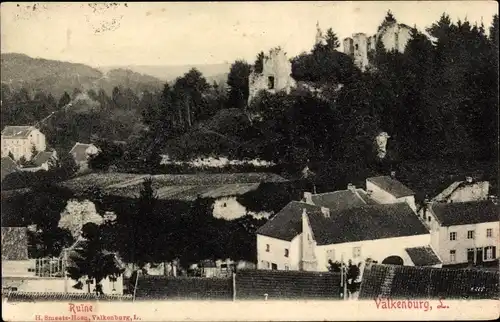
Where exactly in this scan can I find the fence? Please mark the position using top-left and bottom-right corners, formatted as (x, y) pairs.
(133, 269), (342, 301)
(2, 291), (133, 302)
(32, 258), (65, 277)
(359, 264), (500, 300)
(134, 276), (233, 300)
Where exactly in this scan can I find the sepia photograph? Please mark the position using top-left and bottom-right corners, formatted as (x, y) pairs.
(1, 1), (499, 321)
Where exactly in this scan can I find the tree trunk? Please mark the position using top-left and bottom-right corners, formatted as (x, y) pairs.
(185, 96), (191, 128)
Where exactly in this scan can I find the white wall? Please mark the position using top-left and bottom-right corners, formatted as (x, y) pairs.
(377, 24), (412, 53)
(212, 197), (272, 220)
(315, 234), (432, 271)
(448, 182), (490, 203)
(433, 221), (500, 265)
(366, 181), (416, 211)
(257, 234), (300, 270)
(14, 275), (123, 295)
(366, 181), (398, 204)
(2, 261), (36, 277)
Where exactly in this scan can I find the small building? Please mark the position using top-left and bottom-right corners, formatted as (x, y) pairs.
(1, 126), (46, 161)
(422, 199), (499, 266)
(32, 150), (58, 170)
(1, 156), (19, 180)
(431, 176), (490, 203)
(69, 142), (100, 170)
(365, 174), (417, 212)
(199, 260), (218, 278)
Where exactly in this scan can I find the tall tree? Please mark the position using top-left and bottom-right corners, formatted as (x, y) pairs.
(227, 60), (252, 109)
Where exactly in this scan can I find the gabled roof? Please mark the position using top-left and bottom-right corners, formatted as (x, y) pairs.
(310, 189), (364, 210)
(430, 200), (499, 226)
(256, 201), (321, 241)
(432, 180), (489, 202)
(366, 176), (414, 198)
(1, 156), (19, 180)
(1, 227), (29, 260)
(257, 201), (429, 245)
(307, 203), (428, 245)
(69, 143), (97, 163)
(405, 246), (442, 266)
(32, 151), (55, 166)
(1, 126), (36, 138)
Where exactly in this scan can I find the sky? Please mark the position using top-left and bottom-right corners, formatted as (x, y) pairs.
(1, 1), (498, 68)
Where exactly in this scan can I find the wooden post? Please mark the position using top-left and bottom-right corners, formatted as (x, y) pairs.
(133, 270), (140, 302)
(232, 272), (236, 301)
(63, 249), (68, 293)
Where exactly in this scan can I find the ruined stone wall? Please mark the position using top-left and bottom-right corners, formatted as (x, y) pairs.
(248, 48), (296, 105)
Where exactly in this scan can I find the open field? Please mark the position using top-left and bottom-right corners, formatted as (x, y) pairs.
(59, 172), (287, 200)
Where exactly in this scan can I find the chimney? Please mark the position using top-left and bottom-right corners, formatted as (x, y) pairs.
(390, 171), (396, 178)
(347, 183), (356, 191)
(465, 176), (473, 183)
(321, 207), (330, 218)
(303, 192), (313, 205)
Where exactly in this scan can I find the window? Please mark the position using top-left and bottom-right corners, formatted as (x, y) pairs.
(486, 228), (493, 238)
(326, 249), (335, 262)
(353, 247), (361, 258)
(467, 230), (475, 239)
(427, 216), (431, 222)
(449, 250), (456, 263)
(271, 263), (278, 270)
(484, 246), (496, 261)
(265, 244), (270, 252)
(467, 248), (475, 263)
(284, 249), (289, 258)
(355, 44), (359, 50)
(267, 76), (275, 90)
(449, 232), (457, 241)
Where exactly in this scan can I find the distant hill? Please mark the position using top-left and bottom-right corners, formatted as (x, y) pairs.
(1, 53), (163, 98)
(100, 63), (231, 85)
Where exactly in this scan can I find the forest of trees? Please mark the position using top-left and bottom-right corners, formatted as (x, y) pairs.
(2, 12), (497, 170)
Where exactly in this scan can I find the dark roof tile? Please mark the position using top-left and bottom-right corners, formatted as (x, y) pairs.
(308, 203), (429, 245)
(32, 151), (55, 166)
(367, 176), (414, 198)
(256, 201), (321, 241)
(430, 200), (499, 226)
(359, 264), (500, 299)
(405, 246), (442, 266)
(310, 189), (367, 211)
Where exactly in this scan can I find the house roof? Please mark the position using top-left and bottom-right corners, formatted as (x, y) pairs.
(308, 203), (429, 245)
(310, 189), (368, 211)
(359, 264), (500, 300)
(257, 201), (429, 245)
(1, 227), (29, 260)
(69, 143), (97, 163)
(405, 246), (442, 266)
(256, 201), (322, 241)
(1, 126), (36, 138)
(432, 180), (489, 202)
(430, 200), (499, 226)
(366, 176), (414, 198)
(32, 151), (55, 166)
(1, 156), (19, 180)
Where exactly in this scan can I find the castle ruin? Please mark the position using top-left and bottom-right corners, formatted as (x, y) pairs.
(247, 47), (296, 105)
(343, 21), (412, 71)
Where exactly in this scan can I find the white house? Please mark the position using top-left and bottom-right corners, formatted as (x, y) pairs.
(69, 142), (100, 169)
(421, 199), (499, 266)
(256, 184), (441, 272)
(1, 126), (46, 161)
(365, 174), (417, 212)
